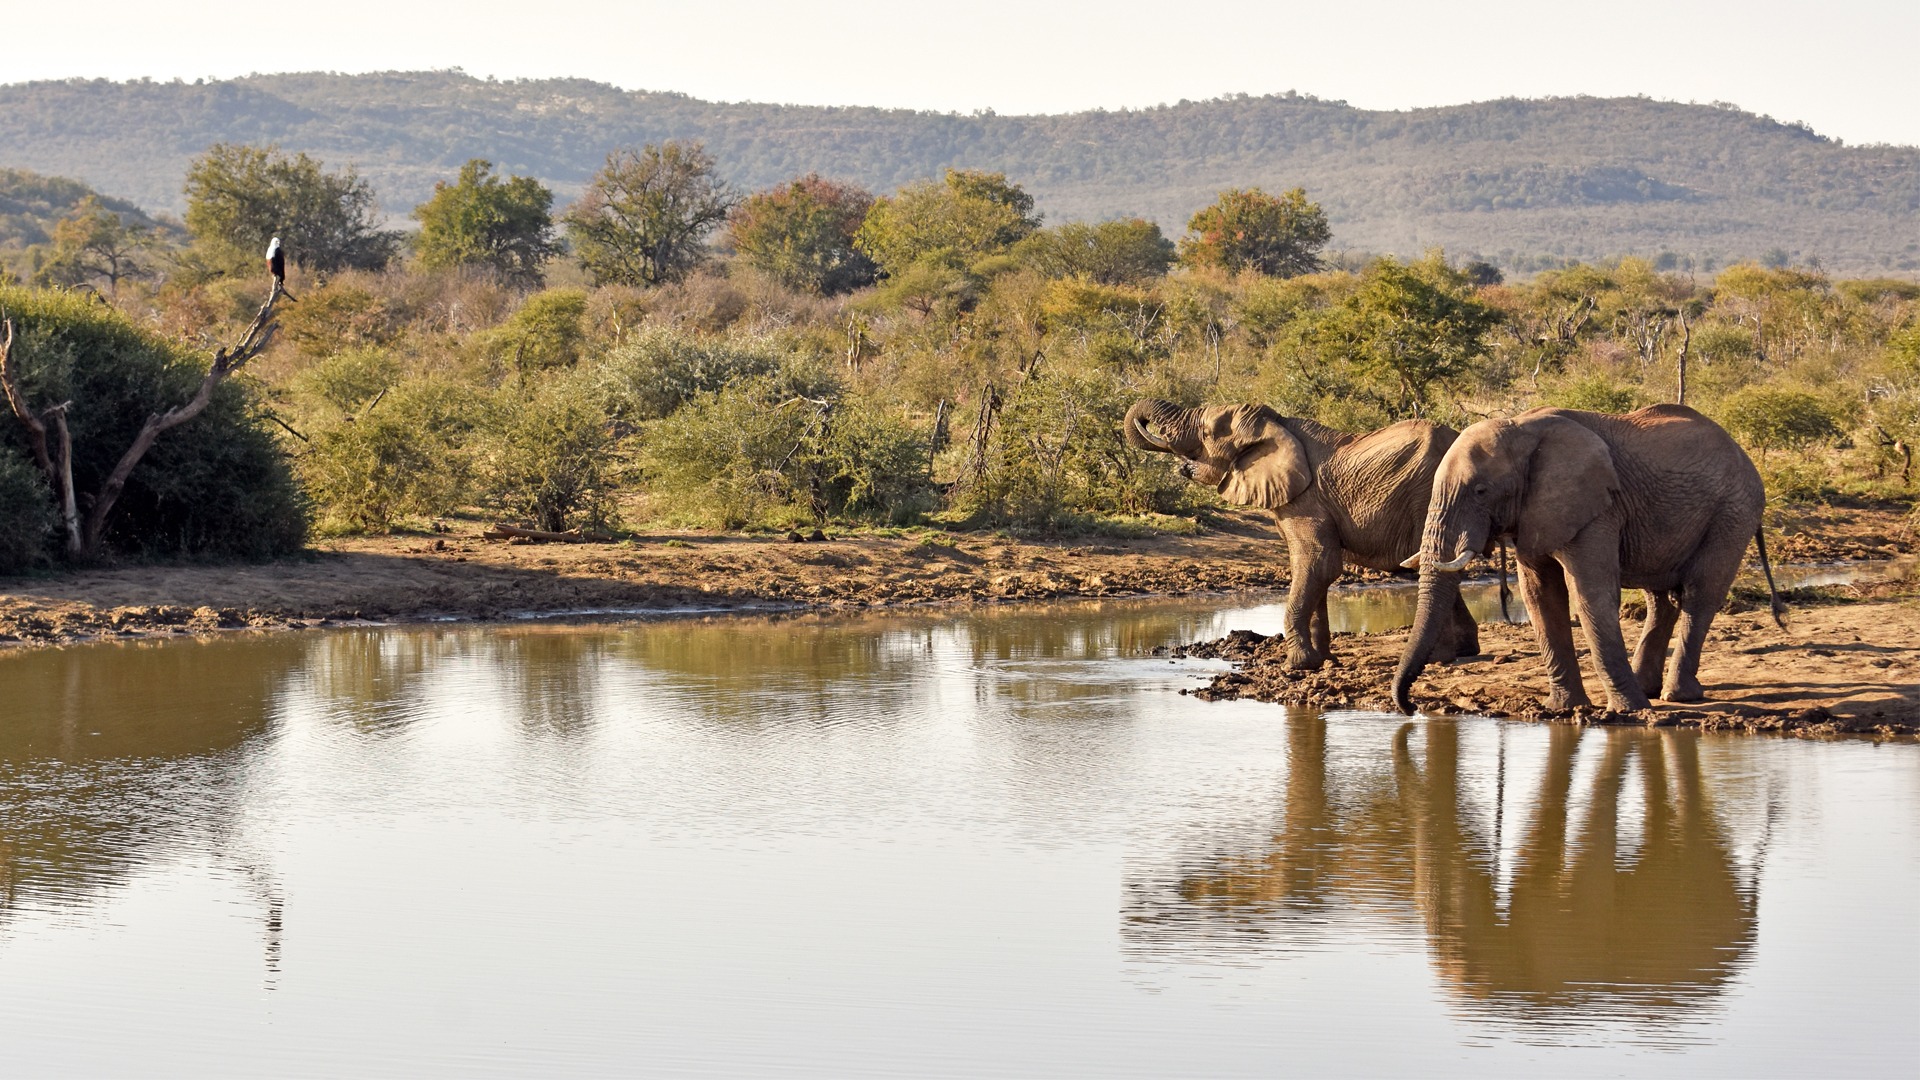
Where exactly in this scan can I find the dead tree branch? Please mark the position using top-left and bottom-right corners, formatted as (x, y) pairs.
(1, 282), (286, 559)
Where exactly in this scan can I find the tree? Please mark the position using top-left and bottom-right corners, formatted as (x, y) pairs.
(855, 169), (1040, 276)
(0, 284), (304, 561)
(411, 159), (561, 286)
(727, 175), (877, 295)
(36, 196), (154, 296)
(1302, 256), (1501, 416)
(184, 143), (400, 275)
(563, 141), (736, 287)
(1180, 187), (1331, 277)
(1014, 218), (1175, 285)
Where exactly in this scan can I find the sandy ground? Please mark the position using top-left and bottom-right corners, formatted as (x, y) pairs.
(0, 503), (1913, 736)
(0, 512), (1294, 644)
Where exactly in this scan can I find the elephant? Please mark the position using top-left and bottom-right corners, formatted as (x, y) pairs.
(1124, 399), (1480, 669)
(1393, 404), (1784, 714)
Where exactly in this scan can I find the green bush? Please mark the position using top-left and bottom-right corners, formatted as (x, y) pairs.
(1717, 384), (1843, 456)
(492, 287), (589, 372)
(292, 346), (401, 417)
(952, 366), (1196, 530)
(1545, 372), (1643, 413)
(638, 368), (932, 528)
(300, 378), (484, 532)
(0, 449), (54, 573)
(593, 327), (783, 425)
(480, 374), (621, 532)
(0, 285), (307, 559)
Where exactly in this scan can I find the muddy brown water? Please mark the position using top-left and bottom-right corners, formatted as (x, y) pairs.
(0, 585), (1915, 1076)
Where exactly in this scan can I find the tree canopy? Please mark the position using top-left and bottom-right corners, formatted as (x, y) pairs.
(855, 169), (1041, 277)
(1014, 219), (1175, 285)
(727, 175), (876, 295)
(411, 159), (561, 286)
(1180, 187), (1331, 278)
(35, 196), (153, 295)
(562, 141), (736, 287)
(183, 143), (400, 276)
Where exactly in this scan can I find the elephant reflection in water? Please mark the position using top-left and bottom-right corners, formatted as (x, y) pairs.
(1394, 722), (1755, 1016)
(1131, 715), (1756, 1024)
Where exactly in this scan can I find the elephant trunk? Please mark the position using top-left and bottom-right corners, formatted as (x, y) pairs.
(1123, 399), (1197, 456)
(1393, 565), (1462, 714)
(1393, 492), (1479, 714)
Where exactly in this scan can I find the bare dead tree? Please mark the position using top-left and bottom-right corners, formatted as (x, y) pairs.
(0, 281), (286, 560)
(1675, 309), (1693, 406)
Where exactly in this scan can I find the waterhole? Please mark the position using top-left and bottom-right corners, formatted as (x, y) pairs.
(0, 589), (1913, 1075)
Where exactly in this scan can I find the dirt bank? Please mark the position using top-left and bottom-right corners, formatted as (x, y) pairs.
(0, 515), (1295, 647)
(0, 502), (1910, 656)
(1163, 581), (1920, 738)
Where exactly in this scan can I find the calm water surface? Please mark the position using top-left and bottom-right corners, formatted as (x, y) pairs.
(0, 593), (1915, 1077)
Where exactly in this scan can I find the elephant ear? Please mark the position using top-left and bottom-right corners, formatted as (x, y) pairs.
(1516, 414), (1620, 554)
(1220, 408), (1313, 510)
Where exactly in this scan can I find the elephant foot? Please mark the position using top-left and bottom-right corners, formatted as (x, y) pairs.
(1661, 676), (1706, 703)
(1634, 668), (1663, 699)
(1604, 686), (1654, 713)
(1543, 686), (1592, 711)
(1284, 644), (1328, 671)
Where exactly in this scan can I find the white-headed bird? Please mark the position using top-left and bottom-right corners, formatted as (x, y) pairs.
(266, 237), (285, 288)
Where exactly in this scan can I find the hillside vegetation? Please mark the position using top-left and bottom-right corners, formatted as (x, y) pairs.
(1, 72), (1915, 275)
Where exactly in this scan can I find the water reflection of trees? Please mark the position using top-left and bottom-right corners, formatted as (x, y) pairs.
(0, 636), (304, 941)
(1126, 715), (1760, 1037)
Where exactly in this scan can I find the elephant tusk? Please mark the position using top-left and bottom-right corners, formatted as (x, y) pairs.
(1400, 554), (1421, 569)
(1129, 416), (1175, 452)
(1433, 551), (1473, 572)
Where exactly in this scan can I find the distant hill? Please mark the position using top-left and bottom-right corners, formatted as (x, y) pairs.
(0, 167), (168, 248)
(1, 71), (1915, 274)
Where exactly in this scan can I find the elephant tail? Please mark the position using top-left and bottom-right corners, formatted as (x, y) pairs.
(1754, 526), (1787, 629)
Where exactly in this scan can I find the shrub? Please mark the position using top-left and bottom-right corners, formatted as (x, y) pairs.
(292, 346), (402, 418)
(0, 449), (54, 572)
(1717, 385), (1843, 456)
(300, 378), (484, 533)
(952, 366), (1195, 530)
(488, 287), (590, 375)
(0, 285), (307, 559)
(593, 327), (783, 424)
(1545, 372), (1643, 413)
(638, 368), (931, 528)
(479, 374), (622, 532)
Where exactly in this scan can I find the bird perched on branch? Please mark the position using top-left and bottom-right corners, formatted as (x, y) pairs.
(265, 236), (297, 300)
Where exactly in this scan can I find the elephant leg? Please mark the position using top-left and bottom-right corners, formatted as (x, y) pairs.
(1281, 523), (1342, 670)
(1311, 593), (1333, 660)
(1664, 544), (1744, 703)
(1450, 590), (1481, 659)
(1560, 537), (1652, 713)
(1518, 557), (1591, 710)
(1429, 589), (1480, 663)
(1632, 589), (1681, 698)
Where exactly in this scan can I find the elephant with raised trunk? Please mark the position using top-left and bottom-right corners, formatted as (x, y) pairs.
(1124, 399), (1479, 669)
(1393, 404), (1784, 715)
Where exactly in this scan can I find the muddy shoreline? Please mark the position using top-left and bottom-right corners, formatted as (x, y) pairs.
(1161, 579), (1920, 737)
(1, 505), (1914, 739)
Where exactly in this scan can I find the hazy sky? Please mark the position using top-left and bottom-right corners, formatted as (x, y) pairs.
(6, 0), (1916, 146)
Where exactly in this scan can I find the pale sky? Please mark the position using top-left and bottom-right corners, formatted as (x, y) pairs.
(5, 0), (1916, 146)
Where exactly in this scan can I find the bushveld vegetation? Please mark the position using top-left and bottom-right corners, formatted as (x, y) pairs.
(0, 139), (1914, 571)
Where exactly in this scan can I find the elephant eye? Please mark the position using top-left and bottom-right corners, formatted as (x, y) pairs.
(1473, 483), (1489, 496)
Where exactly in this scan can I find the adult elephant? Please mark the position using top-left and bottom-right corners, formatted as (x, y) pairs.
(1124, 399), (1478, 670)
(1393, 404), (1783, 714)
